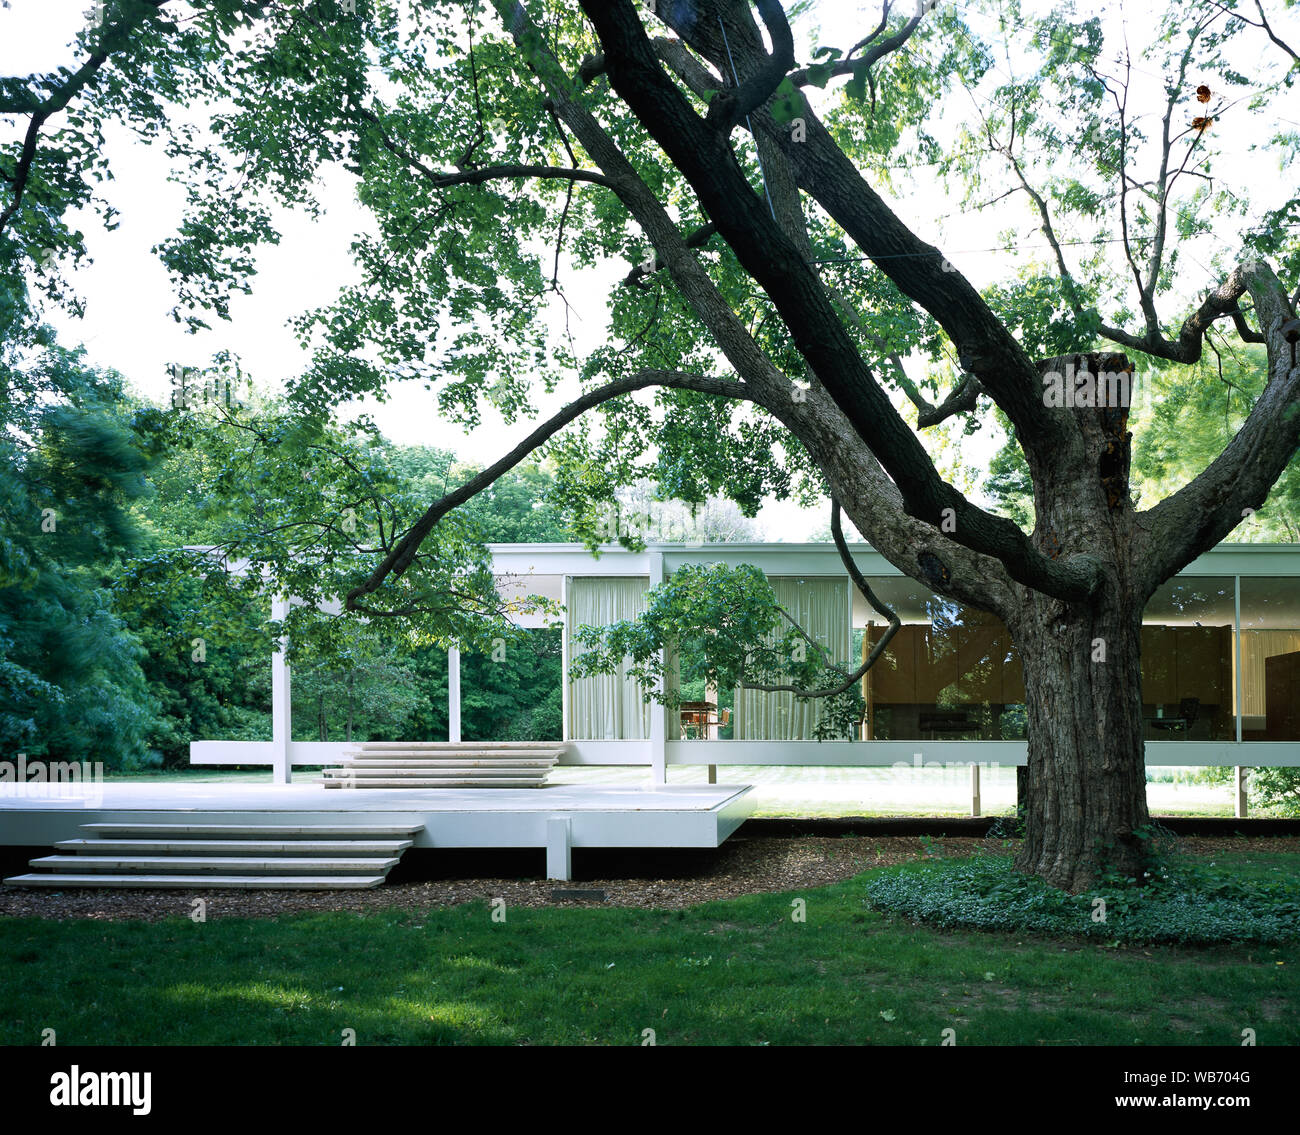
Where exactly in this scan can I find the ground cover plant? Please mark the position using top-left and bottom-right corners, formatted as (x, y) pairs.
(865, 851), (1300, 945)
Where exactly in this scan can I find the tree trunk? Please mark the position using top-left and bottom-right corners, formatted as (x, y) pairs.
(1007, 584), (1152, 892)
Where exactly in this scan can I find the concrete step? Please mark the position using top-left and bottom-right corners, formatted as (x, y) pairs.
(323, 766), (549, 777)
(29, 855), (401, 874)
(54, 838), (413, 855)
(3, 873), (387, 890)
(324, 778), (544, 789)
(336, 757), (558, 766)
(349, 742), (564, 750)
(79, 823), (422, 839)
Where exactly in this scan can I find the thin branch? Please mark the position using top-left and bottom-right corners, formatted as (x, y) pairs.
(622, 220), (717, 286)
(788, 7), (924, 91)
(0, 2), (169, 236)
(352, 103), (614, 191)
(1210, 1), (1300, 63)
(545, 101), (578, 289)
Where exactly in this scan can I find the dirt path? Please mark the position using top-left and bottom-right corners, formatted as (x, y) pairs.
(0, 834), (1294, 922)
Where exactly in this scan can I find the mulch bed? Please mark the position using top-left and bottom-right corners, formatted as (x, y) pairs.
(0, 834), (1293, 923)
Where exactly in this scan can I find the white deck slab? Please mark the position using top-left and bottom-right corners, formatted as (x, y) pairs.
(0, 782), (755, 871)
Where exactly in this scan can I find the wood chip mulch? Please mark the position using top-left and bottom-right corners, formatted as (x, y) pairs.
(0, 834), (1293, 923)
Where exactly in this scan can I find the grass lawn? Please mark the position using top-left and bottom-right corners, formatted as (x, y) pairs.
(1, 847), (1295, 1046)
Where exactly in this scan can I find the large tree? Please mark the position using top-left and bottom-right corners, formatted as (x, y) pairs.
(3, 0), (1299, 889)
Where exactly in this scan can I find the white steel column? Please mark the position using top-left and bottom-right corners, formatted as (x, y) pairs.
(448, 645), (462, 743)
(560, 576), (570, 743)
(649, 552), (667, 785)
(1234, 574), (1245, 816)
(546, 816), (572, 880)
(270, 595), (291, 785)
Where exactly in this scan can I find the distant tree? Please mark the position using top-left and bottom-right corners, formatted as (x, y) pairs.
(0, 263), (158, 766)
(289, 651), (422, 742)
(600, 478), (763, 543)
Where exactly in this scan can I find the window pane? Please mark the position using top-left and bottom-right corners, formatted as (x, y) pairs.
(1141, 576), (1235, 741)
(858, 578), (1025, 741)
(1239, 577), (1300, 741)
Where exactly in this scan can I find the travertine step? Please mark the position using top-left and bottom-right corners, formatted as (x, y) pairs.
(323, 766), (547, 776)
(3, 873), (386, 890)
(78, 823), (421, 839)
(337, 757), (558, 766)
(323, 741), (562, 789)
(53, 838), (412, 855)
(4, 821), (420, 892)
(349, 742), (561, 750)
(324, 778), (544, 789)
(29, 856), (400, 874)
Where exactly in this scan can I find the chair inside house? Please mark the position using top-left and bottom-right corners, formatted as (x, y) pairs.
(1148, 696), (1200, 737)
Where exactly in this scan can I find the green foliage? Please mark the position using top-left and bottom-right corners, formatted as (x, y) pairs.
(459, 628), (562, 742)
(0, 266), (157, 767)
(385, 631), (561, 743)
(569, 563), (862, 739)
(290, 651), (422, 744)
(1132, 345), (1300, 536)
(985, 433), (1035, 531)
(1243, 767), (1300, 817)
(865, 854), (1300, 945)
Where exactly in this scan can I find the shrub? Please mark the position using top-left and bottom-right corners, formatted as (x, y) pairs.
(864, 854), (1300, 945)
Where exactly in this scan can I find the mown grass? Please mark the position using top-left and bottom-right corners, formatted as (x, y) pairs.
(1, 848), (1295, 1046)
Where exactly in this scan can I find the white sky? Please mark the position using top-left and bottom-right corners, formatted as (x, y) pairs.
(2, 1), (1295, 540)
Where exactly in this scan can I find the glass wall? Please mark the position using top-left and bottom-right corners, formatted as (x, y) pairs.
(733, 577), (851, 740)
(567, 577), (651, 740)
(857, 573), (1246, 743)
(566, 564), (1300, 745)
(1139, 576), (1235, 741)
(1240, 577), (1300, 741)
(859, 577), (1026, 741)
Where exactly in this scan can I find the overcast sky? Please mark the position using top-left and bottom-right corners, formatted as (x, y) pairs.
(2, 1), (1294, 540)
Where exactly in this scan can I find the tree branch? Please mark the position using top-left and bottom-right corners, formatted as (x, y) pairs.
(788, 6), (924, 91)
(580, 0), (1100, 603)
(705, 0), (795, 132)
(351, 103), (615, 192)
(345, 370), (755, 612)
(1136, 260), (1300, 593)
(1211, 1), (1300, 63)
(0, 1), (170, 236)
(623, 221), (717, 285)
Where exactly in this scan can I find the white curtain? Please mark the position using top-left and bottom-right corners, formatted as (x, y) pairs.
(733, 577), (850, 740)
(1239, 630), (1300, 716)
(567, 577), (652, 740)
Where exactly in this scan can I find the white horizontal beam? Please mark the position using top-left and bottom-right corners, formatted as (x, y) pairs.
(191, 738), (1300, 768)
